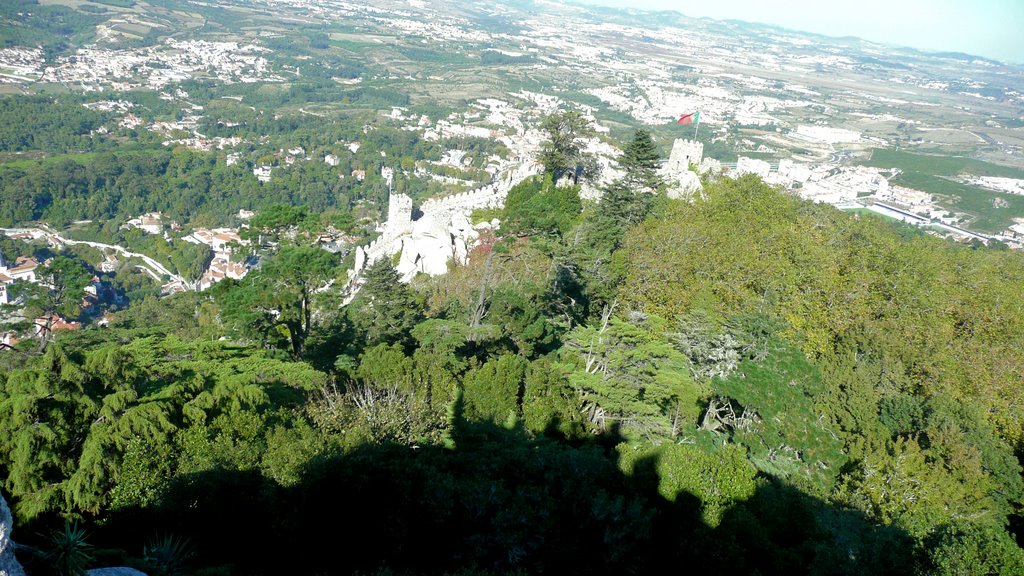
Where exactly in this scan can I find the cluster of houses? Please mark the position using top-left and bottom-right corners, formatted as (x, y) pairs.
(0, 249), (114, 347)
(38, 39), (282, 91)
(1, 208), (259, 351)
(251, 145), (373, 184)
(181, 227), (250, 292)
(0, 253), (39, 306)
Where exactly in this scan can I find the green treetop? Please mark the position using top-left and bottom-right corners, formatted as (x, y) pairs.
(537, 110), (599, 184)
(619, 129), (663, 191)
(349, 258), (423, 348)
(217, 245), (338, 359)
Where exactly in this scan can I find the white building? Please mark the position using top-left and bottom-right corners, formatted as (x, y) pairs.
(138, 212), (163, 234)
(0, 248), (8, 305)
(254, 165), (272, 183)
(4, 256), (39, 283)
(736, 157), (772, 179)
(189, 228), (245, 253)
(325, 153), (340, 166)
(99, 254), (119, 273)
(0, 275), (10, 305)
(121, 212), (163, 234)
(199, 255), (248, 291)
(777, 159), (812, 184)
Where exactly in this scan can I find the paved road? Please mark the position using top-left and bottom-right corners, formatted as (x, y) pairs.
(0, 226), (190, 288)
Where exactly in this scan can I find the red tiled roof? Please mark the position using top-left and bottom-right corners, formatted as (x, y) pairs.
(34, 315), (81, 332)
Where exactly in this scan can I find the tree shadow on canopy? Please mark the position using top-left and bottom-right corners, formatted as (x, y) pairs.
(92, 411), (916, 576)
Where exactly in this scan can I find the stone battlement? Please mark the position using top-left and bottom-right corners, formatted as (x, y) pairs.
(387, 192), (413, 229)
(665, 139), (703, 174)
(345, 161), (540, 304)
(421, 184), (505, 215)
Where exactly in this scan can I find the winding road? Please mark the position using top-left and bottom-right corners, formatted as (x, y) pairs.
(0, 226), (191, 288)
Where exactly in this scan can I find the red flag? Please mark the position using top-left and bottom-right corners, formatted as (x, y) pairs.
(677, 112), (700, 126)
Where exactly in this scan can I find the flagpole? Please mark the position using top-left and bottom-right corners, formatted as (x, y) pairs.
(693, 120), (699, 141)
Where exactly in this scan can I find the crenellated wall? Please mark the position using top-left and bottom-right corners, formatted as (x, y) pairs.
(386, 192), (414, 234)
(664, 139), (704, 176)
(343, 161), (539, 304)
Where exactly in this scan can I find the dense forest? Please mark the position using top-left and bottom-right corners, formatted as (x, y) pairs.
(0, 92), (500, 229)
(1, 121), (1022, 574)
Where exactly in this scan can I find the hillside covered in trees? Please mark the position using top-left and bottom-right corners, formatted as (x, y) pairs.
(1, 127), (1023, 575)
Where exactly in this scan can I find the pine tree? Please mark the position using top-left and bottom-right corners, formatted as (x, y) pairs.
(351, 259), (423, 348)
(11, 256), (91, 353)
(462, 355), (529, 423)
(572, 178), (653, 312)
(620, 129), (662, 191)
(537, 110), (599, 184)
(597, 177), (653, 231)
(217, 245), (337, 359)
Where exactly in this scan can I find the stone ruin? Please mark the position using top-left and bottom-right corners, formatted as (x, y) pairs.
(661, 138), (705, 199)
(347, 162), (539, 302)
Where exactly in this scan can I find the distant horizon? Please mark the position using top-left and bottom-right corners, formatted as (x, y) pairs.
(573, 0), (1024, 65)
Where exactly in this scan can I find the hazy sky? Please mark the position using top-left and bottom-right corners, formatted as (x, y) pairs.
(578, 0), (1024, 63)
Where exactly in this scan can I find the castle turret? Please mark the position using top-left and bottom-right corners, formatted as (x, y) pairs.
(665, 139), (704, 174)
(384, 191), (414, 241)
(661, 139), (706, 201)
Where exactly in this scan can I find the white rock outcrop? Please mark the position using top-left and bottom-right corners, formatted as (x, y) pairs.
(0, 492), (25, 576)
(396, 214), (458, 279)
(666, 170), (703, 200)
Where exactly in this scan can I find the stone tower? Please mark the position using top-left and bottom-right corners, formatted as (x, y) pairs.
(660, 139), (705, 201)
(386, 191), (414, 237)
(665, 139), (704, 175)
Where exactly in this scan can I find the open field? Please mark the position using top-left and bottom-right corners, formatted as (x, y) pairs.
(864, 149), (1024, 232)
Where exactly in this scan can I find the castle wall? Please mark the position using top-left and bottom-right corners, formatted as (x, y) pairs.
(346, 162), (536, 291)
